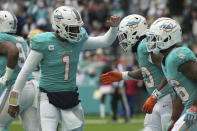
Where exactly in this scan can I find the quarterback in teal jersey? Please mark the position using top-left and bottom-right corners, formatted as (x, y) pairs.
(0, 11), (39, 131)
(146, 17), (197, 131)
(100, 15), (173, 131)
(8, 6), (120, 131)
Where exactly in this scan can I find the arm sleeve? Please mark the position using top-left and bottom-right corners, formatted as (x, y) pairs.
(82, 27), (118, 50)
(12, 50), (43, 93)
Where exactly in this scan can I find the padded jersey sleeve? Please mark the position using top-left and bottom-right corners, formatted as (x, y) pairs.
(172, 47), (197, 68)
(0, 33), (16, 43)
(30, 35), (46, 53)
(0, 35), (5, 43)
(82, 27), (118, 50)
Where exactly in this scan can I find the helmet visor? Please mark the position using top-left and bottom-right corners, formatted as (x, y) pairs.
(65, 25), (82, 42)
(146, 34), (157, 52)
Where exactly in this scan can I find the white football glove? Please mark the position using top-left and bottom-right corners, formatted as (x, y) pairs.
(0, 67), (14, 87)
(0, 76), (8, 87)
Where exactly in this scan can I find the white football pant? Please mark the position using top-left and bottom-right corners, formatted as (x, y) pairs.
(37, 92), (84, 131)
(144, 94), (173, 131)
(0, 79), (39, 131)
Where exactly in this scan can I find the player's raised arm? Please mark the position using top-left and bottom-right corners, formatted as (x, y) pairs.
(0, 41), (19, 87)
(100, 69), (143, 84)
(82, 15), (120, 50)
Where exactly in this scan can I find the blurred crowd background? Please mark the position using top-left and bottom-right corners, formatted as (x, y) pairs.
(1, 0), (197, 122)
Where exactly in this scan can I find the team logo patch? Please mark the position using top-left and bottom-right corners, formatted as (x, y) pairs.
(48, 45), (54, 51)
(159, 22), (177, 32)
(178, 53), (185, 59)
(54, 10), (64, 23)
(126, 17), (141, 29)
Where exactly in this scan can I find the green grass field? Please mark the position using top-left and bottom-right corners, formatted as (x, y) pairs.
(8, 114), (144, 131)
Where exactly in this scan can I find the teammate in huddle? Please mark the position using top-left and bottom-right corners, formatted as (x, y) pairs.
(146, 17), (197, 131)
(100, 15), (174, 131)
(0, 11), (39, 131)
(8, 6), (120, 131)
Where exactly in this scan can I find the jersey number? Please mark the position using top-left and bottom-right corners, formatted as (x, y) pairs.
(62, 55), (70, 81)
(169, 79), (190, 102)
(16, 42), (28, 68)
(141, 66), (155, 88)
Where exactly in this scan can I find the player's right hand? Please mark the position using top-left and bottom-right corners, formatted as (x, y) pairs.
(142, 95), (157, 114)
(8, 105), (20, 118)
(0, 76), (7, 87)
(165, 120), (176, 131)
(100, 72), (122, 84)
(184, 105), (197, 126)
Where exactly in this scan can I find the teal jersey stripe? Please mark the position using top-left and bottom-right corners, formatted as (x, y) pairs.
(0, 87), (12, 114)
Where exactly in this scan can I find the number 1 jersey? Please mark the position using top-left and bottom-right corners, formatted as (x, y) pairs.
(30, 28), (88, 92)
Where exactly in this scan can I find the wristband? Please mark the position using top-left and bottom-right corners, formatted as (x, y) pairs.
(9, 90), (20, 106)
(152, 89), (161, 99)
(122, 71), (137, 80)
(4, 66), (14, 80)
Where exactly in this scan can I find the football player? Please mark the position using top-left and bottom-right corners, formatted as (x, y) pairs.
(100, 15), (174, 131)
(0, 11), (39, 131)
(146, 17), (197, 130)
(8, 6), (120, 131)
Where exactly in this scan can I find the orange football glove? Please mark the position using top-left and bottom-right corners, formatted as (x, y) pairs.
(100, 72), (122, 84)
(142, 95), (157, 114)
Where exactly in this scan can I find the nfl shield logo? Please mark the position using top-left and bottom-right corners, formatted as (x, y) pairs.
(48, 45), (54, 51)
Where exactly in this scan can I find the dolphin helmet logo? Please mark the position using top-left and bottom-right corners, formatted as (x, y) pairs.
(54, 10), (64, 23)
(159, 22), (177, 32)
(126, 17), (141, 29)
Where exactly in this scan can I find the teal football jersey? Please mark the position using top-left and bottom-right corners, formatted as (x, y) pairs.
(136, 38), (173, 97)
(162, 47), (197, 109)
(30, 27), (88, 92)
(0, 33), (34, 93)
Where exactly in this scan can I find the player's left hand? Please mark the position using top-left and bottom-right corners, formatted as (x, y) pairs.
(8, 105), (20, 118)
(142, 95), (157, 114)
(0, 76), (8, 87)
(184, 105), (197, 126)
(106, 15), (121, 27)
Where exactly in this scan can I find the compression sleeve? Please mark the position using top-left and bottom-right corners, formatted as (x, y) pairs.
(82, 27), (118, 50)
(12, 50), (43, 93)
